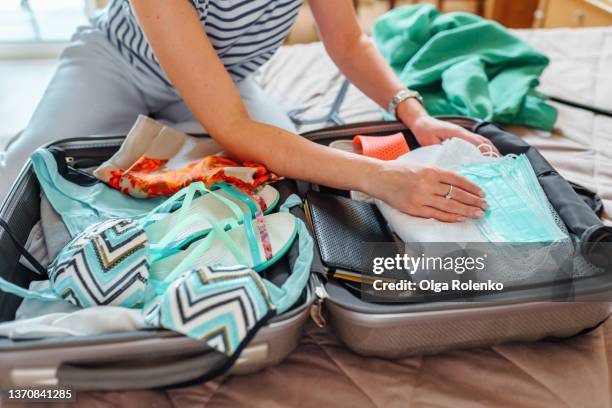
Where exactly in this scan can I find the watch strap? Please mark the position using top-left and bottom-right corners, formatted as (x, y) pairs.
(388, 89), (423, 117)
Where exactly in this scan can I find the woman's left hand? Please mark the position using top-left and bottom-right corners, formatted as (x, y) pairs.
(409, 114), (498, 153)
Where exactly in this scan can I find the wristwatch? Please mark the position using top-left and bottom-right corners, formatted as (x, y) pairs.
(388, 89), (424, 118)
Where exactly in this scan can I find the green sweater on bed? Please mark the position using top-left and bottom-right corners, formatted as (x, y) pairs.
(373, 4), (557, 130)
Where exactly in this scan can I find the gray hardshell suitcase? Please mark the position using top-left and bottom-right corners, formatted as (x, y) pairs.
(0, 135), (315, 390)
(300, 118), (612, 359)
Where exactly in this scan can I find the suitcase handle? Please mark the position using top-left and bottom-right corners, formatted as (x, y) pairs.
(55, 350), (226, 390)
(52, 340), (271, 390)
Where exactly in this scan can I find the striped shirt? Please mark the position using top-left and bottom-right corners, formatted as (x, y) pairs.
(96, 0), (303, 86)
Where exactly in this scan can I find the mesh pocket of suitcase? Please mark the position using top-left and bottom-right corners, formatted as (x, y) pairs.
(0, 136), (316, 391)
(301, 117), (612, 359)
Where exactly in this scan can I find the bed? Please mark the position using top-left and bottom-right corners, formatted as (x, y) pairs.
(14, 26), (612, 408)
(256, 27), (612, 224)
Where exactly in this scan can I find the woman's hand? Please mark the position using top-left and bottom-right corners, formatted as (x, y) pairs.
(396, 99), (498, 153)
(364, 159), (489, 223)
(410, 115), (497, 150)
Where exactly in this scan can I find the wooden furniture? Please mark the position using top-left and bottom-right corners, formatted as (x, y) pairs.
(354, 1), (447, 13)
(534, 0), (612, 27)
(484, 0), (540, 27)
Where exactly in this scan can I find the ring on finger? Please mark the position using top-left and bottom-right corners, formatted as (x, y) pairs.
(444, 184), (454, 200)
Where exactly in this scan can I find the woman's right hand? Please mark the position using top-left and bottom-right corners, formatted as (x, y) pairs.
(365, 160), (489, 223)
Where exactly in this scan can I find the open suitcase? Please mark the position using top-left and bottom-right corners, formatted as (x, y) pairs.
(0, 134), (316, 390)
(299, 117), (612, 358)
(1, 117), (611, 389)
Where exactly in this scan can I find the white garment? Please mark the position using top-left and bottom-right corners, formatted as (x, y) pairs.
(376, 138), (497, 243)
(328, 137), (496, 242)
(0, 281), (147, 339)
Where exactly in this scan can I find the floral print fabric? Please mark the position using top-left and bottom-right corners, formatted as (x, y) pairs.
(106, 155), (277, 198)
(94, 116), (278, 198)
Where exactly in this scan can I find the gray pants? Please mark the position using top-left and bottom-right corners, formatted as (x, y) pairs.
(0, 27), (296, 201)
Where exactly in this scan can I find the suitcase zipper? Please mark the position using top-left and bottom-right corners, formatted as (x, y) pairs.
(301, 117), (481, 142)
(303, 122), (406, 142)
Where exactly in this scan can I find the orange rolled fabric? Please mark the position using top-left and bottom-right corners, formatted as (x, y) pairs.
(352, 132), (409, 161)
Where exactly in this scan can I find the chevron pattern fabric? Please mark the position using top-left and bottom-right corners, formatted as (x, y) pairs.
(48, 219), (150, 308)
(147, 264), (274, 356)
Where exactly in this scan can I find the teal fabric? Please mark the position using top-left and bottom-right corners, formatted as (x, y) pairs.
(0, 276), (58, 302)
(267, 194), (313, 314)
(31, 148), (164, 237)
(213, 184), (265, 265)
(141, 182), (260, 264)
(459, 155), (567, 243)
(143, 194), (313, 356)
(47, 218), (150, 308)
(0, 180), (270, 309)
(145, 264), (275, 357)
(1, 178), (311, 357)
(372, 4), (557, 130)
(0, 218), (150, 308)
(146, 194), (313, 314)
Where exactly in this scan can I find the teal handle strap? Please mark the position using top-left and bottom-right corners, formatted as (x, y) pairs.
(144, 182), (206, 262)
(141, 182), (201, 226)
(213, 183), (263, 265)
(168, 183), (248, 231)
(0, 276), (58, 302)
(168, 184), (261, 265)
(214, 184), (259, 215)
(267, 194), (313, 314)
(159, 215), (249, 289)
(205, 185), (262, 265)
(145, 181), (261, 264)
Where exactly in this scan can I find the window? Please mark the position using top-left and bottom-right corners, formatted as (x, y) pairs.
(0, 0), (93, 44)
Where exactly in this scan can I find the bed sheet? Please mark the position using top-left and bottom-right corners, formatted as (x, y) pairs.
(10, 27), (612, 408)
(256, 27), (612, 224)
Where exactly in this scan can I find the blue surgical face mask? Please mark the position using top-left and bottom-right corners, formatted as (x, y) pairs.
(459, 154), (567, 243)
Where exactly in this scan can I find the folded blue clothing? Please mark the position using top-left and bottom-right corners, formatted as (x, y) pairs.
(31, 148), (165, 237)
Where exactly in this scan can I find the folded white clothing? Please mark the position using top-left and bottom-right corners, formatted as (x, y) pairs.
(376, 203), (485, 243)
(0, 281), (147, 339)
(375, 138), (497, 243)
(328, 137), (495, 242)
